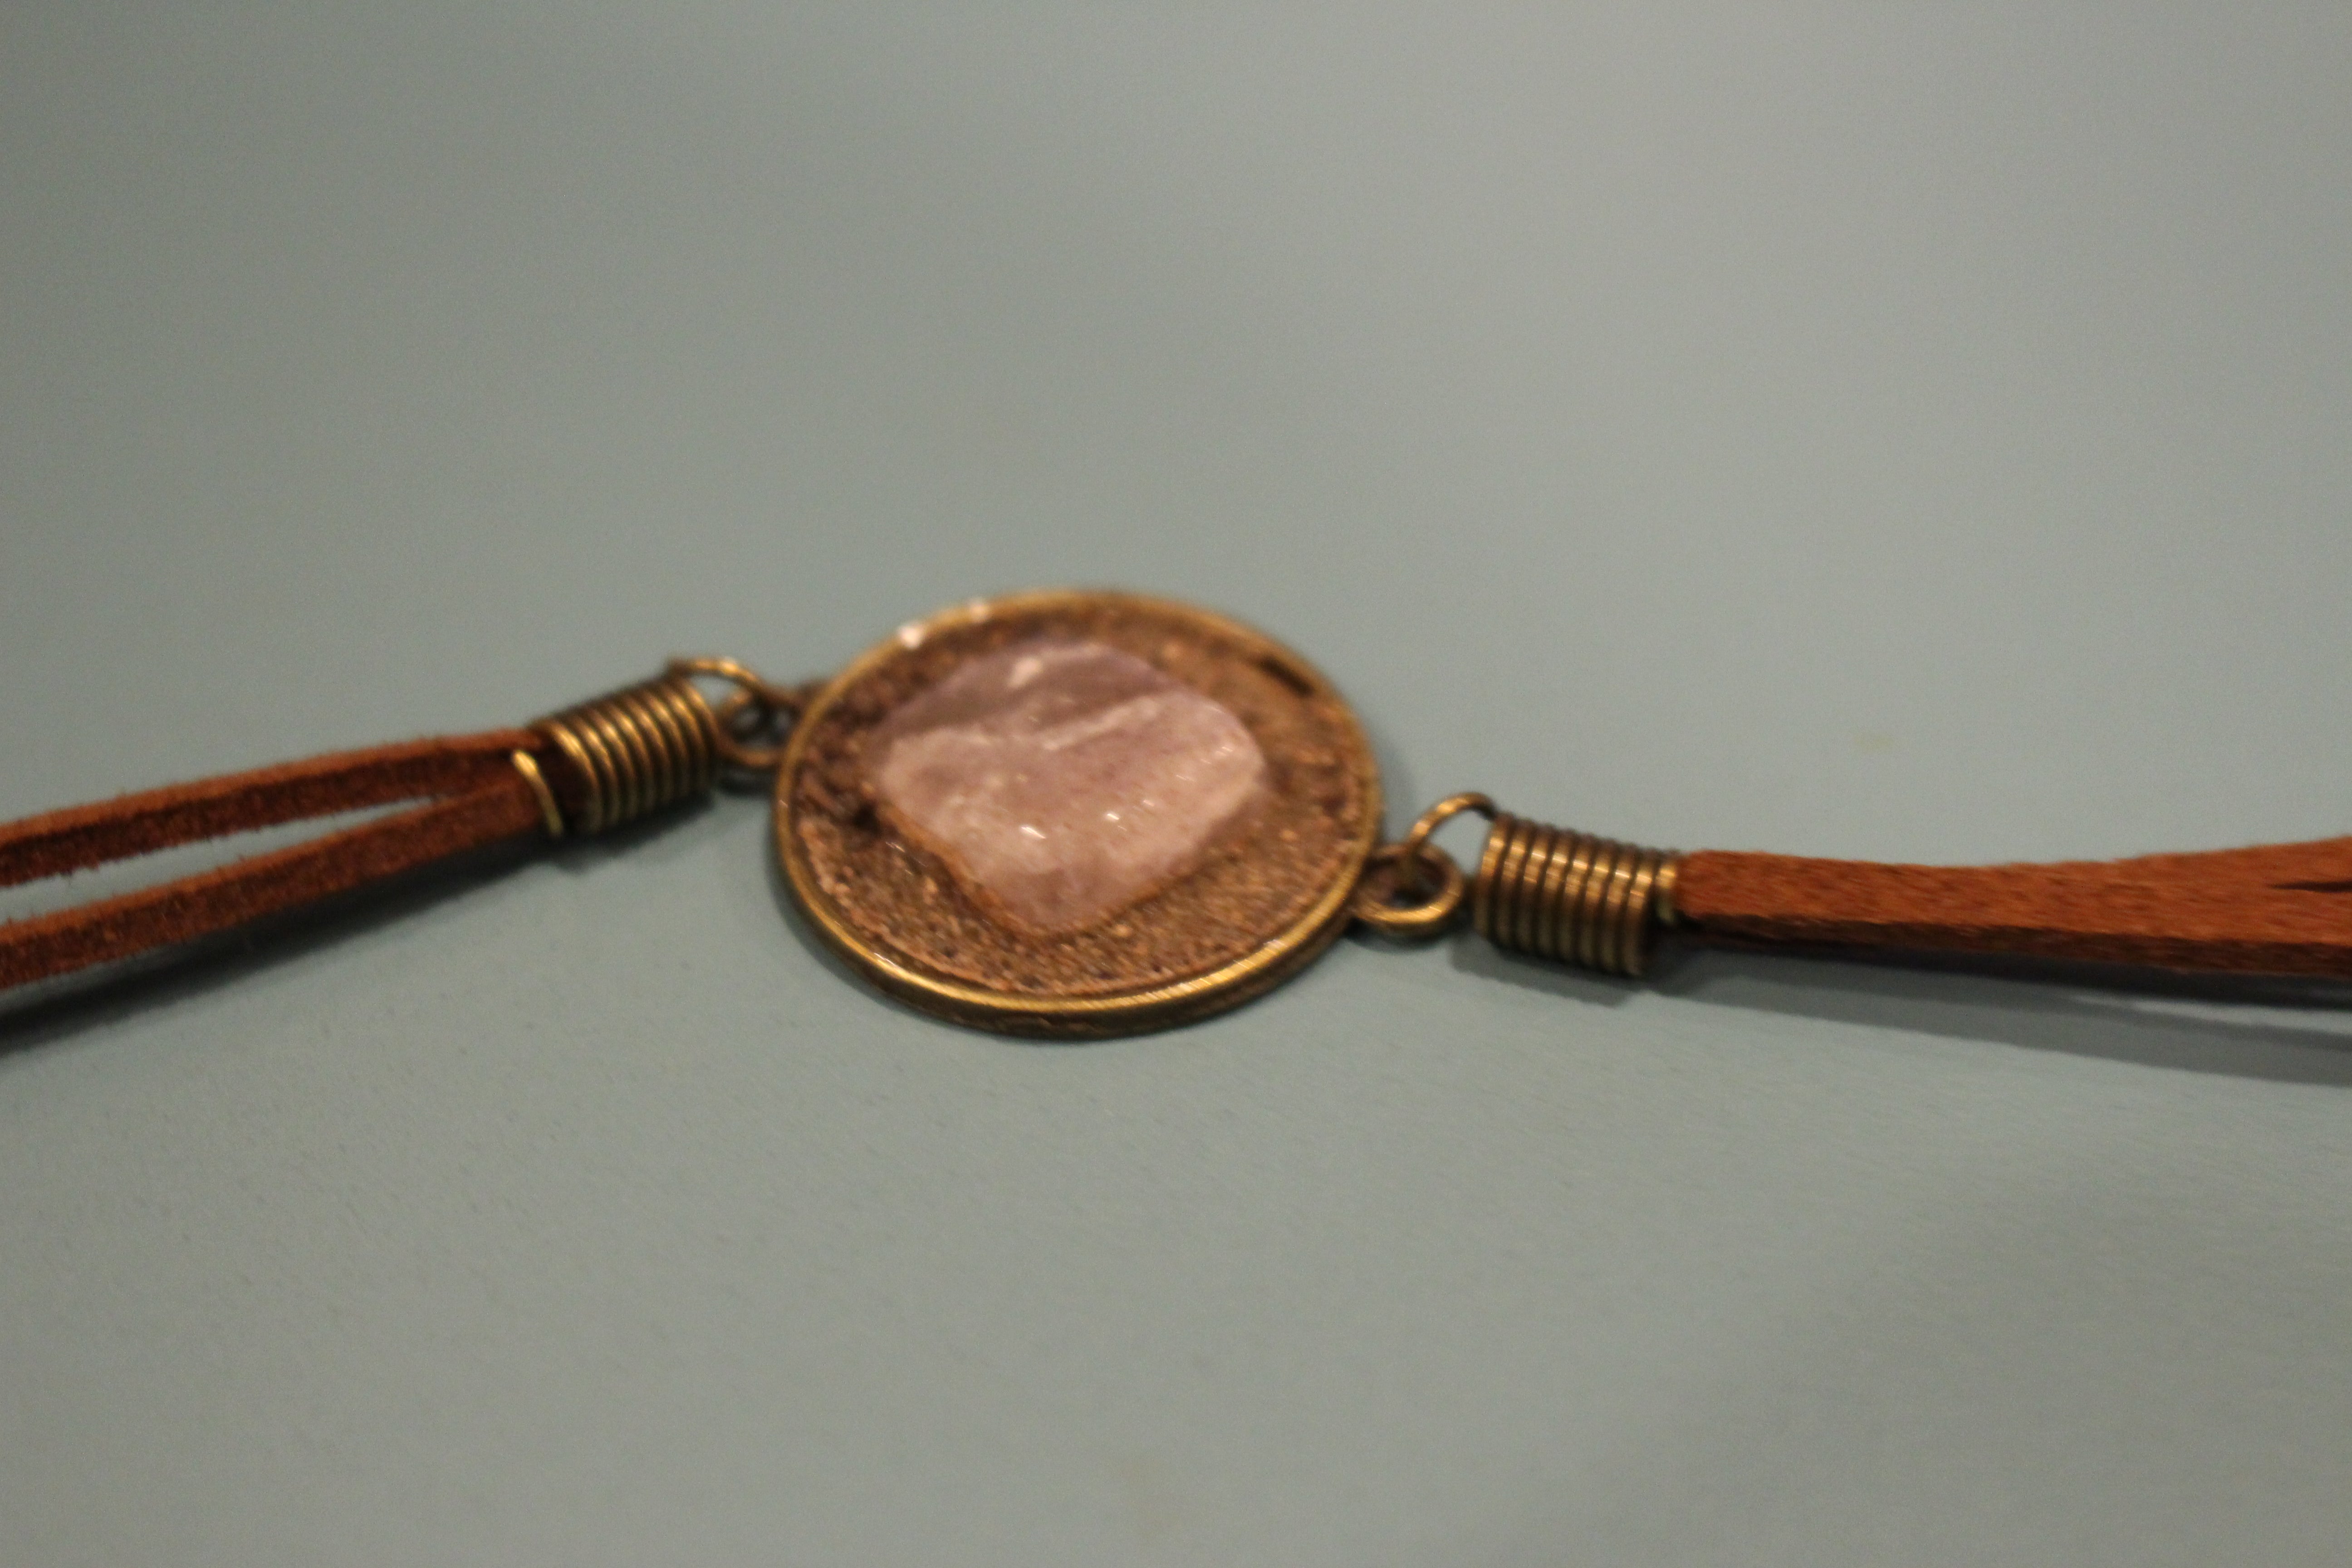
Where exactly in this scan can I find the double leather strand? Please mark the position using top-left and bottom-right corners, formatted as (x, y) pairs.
(0, 732), (552, 991)
(0, 662), (799, 994)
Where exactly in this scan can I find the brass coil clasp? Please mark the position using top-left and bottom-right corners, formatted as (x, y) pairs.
(1357, 792), (1683, 977)
(523, 657), (805, 839)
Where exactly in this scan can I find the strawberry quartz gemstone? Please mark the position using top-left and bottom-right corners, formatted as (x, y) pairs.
(865, 637), (1269, 933)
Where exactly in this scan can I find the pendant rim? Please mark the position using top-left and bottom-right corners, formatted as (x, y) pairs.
(773, 588), (1382, 1037)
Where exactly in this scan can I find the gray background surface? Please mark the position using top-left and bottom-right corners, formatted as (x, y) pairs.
(5, 5), (2351, 1564)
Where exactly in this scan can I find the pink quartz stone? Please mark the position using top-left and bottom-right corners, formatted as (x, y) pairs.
(866, 637), (1269, 933)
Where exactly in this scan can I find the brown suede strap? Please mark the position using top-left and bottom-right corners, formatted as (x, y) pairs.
(16, 717), (2349, 996)
(0, 731), (553, 990)
(1674, 837), (2352, 979)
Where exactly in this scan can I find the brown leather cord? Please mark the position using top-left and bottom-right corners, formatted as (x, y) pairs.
(13, 710), (2347, 998)
(0, 731), (553, 991)
(1673, 837), (2352, 980)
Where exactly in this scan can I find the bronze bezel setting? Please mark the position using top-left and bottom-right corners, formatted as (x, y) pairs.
(773, 589), (1382, 1037)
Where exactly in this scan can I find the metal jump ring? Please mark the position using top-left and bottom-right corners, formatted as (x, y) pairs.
(668, 657), (804, 771)
(1352, 843), (1467, 939)
(1351, 793), (1496, 939)
(1400, 792), (1496, 873)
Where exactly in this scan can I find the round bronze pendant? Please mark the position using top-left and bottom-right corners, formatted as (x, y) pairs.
(774, 589), (1381, 1035)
